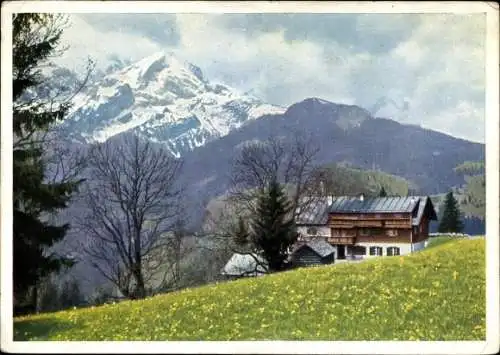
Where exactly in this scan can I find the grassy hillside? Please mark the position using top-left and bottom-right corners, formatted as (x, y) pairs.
(313, 162), (411, 197)
(14, 238), (485, 341)
(425, 235), (456, 249)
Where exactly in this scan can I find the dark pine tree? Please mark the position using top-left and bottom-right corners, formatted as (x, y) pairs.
(13, 14), (82, 314)
(438, 191), (464, 233)
(379, 186), (387, 197)
(250, 179), (298, 272)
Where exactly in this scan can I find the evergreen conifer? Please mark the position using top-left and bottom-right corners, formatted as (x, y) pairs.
(250, 179), (297, 271)
(13, 14), (82, 313)
(438, 191), (464, 233)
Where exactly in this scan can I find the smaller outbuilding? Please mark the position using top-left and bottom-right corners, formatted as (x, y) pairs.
(221, 253), (268, 279)
(290, 239), (336, 267)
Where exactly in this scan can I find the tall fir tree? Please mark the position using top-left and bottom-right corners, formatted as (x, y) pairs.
(13, 14), (82, 313)
(438, 191), (464, 233)
(379, 186), (387, 197)
(250, 179), (298, 271)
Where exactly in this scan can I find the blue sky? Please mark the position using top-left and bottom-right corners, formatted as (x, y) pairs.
(57, 12), (486, 143)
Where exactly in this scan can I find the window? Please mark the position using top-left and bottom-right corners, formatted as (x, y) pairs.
(369, 246), (383, 256)
(307, 227), (318, 236)
(350, 246), (367, 256)
(387, 247), (401, 256)
(413, 226), (418, 235)
(387, 229), (399, 237)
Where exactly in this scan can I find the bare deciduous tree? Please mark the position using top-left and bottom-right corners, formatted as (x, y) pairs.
(43, 137), (88, 186)
(142, 216), (196, 293)
(77, 135), (184, 299)
(229, 129), (321, 220)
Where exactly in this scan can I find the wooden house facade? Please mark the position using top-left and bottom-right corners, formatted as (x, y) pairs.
(296, 194), (437, 259)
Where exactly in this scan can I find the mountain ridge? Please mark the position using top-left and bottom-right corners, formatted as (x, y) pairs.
(57, 51), (285, 157)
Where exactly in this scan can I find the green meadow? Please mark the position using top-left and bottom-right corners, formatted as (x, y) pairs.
(14, 237), (485, 341)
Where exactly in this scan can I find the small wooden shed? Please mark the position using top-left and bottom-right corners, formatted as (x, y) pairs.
(291, 239), (336, 267)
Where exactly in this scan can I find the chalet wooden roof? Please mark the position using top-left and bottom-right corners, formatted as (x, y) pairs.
(296, 195), (438, 226)
(295, 197), (330, 225)
(412, 196), (438, 225)
(293, 239), (336, 258)
(329, 196), (419, 213)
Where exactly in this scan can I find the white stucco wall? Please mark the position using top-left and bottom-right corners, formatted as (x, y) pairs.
(356, 241), (428, 257)
(356, 242), (412, 256)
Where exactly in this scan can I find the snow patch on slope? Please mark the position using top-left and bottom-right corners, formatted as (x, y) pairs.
(60, 51), (285, 156)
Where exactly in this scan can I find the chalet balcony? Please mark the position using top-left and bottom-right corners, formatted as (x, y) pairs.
(384, 221), (412, 228)
(352, 220), (383, 228)
(327, 236), (356, 245)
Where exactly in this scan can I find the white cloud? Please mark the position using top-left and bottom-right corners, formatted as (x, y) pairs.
(422, 101), (485, 142)
(384, 14), (485, 142)
(57, 15), (162, 72)
(56, 13), (486, 143)
(392, 41), (426, 67)
(175, 14), (355, 106)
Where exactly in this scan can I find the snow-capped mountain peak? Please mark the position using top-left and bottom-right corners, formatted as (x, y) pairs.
(112, 51), (206, 90)
(59, 52), (285, 157)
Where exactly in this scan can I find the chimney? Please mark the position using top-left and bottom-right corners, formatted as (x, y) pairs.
(358, 193), (365, 201)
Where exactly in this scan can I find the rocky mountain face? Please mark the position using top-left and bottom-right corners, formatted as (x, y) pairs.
(57, 51), (285, 157)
